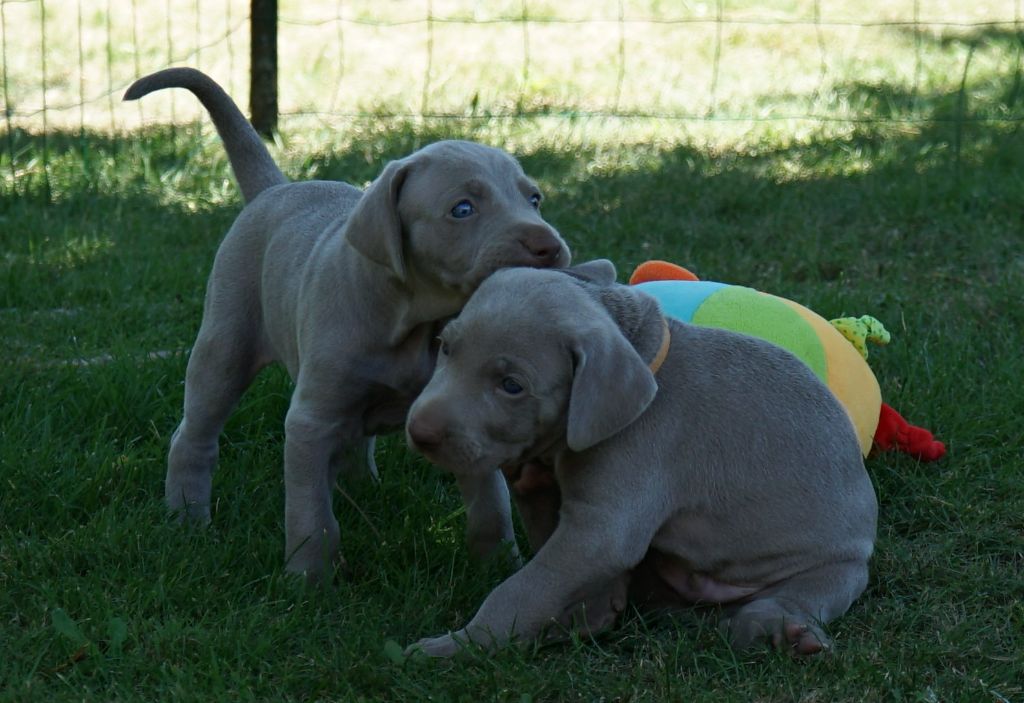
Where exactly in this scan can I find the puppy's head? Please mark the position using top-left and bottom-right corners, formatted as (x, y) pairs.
(345, 140), (570, 295)
(406, 266), (663, 475)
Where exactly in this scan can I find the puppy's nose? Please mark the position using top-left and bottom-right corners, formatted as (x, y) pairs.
(407, 415), (445, 452)
(519, 227), (565, 266)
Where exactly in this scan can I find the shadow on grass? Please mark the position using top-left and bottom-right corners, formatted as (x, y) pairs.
(3, 34), (1022, 441)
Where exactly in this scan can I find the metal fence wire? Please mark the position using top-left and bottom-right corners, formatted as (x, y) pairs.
(2, 0), (1024, 137)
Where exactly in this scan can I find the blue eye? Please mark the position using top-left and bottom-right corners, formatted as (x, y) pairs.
(500, 377), (524, 395)
(529, 193), (541, 209)
(451, 200), (475, 218)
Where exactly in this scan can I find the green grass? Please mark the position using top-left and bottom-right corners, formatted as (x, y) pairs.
(3, 9), (1024, 702)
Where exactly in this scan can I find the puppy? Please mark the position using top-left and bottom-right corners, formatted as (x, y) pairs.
(405, 262), (877, 655)
(124, 68), (569, 580)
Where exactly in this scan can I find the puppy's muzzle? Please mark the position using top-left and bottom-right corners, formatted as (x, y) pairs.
(407, 405), (485, 470)
(407, 414), (445, 455)
(407, 415), (440, 454)
(519, 224), (568, 268)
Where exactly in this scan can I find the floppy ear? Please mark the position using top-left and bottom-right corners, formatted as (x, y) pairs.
(566, 327), (658, 452)
(561, 259), (617, 286)
(344, 159), (410, 280)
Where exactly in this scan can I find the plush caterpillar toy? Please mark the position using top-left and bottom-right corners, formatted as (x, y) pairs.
(630, 260), (945, 461)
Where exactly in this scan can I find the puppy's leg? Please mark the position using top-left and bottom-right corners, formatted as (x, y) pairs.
(282, 387), (361, 582)
(513, 461), (626, 638)
(504, 461), (561, 555)
(719, 559), (869, 655)
(456, 471), (518, 563)
(167, 327), (264, 523)
(408, 504), (649, 657)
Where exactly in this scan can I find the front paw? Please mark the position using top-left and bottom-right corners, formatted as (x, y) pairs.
(284, 521), (343, 585)
(405, 631), (465, 658)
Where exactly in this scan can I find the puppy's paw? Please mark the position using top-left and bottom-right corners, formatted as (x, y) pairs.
(404, 631), (465, 658)
(167, 502), (212, 526)
(771, 621), (830, 656)
(165, 482), (212, 525)
(720, 599), (831, 656)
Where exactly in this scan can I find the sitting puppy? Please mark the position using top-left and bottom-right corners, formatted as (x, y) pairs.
(124, 68), (569, 581)
(405, 262), (877, 655)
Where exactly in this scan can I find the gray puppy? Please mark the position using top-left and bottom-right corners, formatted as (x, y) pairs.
(405, 262), (877, 656)
(124, 68), (569, 580)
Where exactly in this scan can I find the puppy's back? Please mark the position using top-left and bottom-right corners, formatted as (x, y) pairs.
(634, 321), (877, 572)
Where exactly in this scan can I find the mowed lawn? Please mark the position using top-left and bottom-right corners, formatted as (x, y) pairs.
(2, 7), (1024, 702)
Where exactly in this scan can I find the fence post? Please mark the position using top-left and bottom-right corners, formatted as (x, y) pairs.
(250, 0), (277, 138)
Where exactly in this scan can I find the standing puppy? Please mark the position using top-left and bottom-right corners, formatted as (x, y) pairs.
(405, 264), (877, 655)
(124, 68), (569, 581)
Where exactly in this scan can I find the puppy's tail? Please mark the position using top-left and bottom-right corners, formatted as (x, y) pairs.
(124, 67), (287, 204)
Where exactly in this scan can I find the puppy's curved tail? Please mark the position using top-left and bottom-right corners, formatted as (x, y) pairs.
(124, 67), (286, 204)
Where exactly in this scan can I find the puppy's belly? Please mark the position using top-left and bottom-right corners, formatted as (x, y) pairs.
(650, 551), (760, 604)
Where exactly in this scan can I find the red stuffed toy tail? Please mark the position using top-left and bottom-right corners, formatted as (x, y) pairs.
(873, 402), (946, 461)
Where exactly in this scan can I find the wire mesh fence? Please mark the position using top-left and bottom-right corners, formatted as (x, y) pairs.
(2, 0), (1023, 136)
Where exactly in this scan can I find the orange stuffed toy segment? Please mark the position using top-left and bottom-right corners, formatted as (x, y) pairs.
(629, 260), (700, 285)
